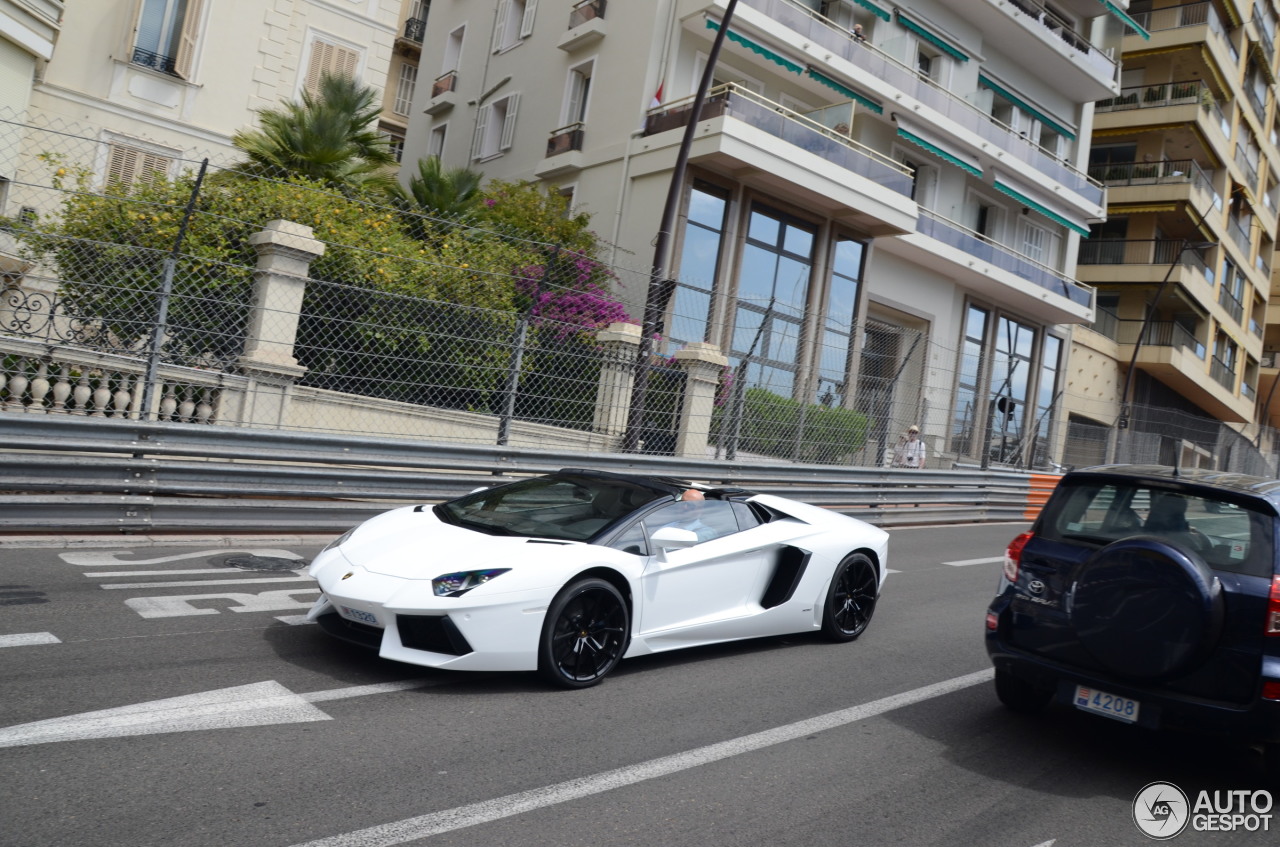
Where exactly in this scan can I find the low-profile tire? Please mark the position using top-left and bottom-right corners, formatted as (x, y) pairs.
(821, 553), (878, 642)
(537, 577), (629, 689)
(994, 668), (1052, 715)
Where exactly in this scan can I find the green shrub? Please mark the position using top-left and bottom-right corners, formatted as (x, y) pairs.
(716, 387), (868, 463)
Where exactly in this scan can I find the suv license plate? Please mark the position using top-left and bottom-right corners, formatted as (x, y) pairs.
(1074, 685), (1139, 723)
(338, 605), (382, 628)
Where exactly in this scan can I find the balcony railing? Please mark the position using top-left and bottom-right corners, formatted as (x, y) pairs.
(737, 0), (1103, 205)
(1127, 2), (1214, 33)
(1254, 2), (1276, 57)
(131, 48), (177, 76)
(1087, 157), (1207, 187)
(1219, 287), (1244, 323)
(916, 209), (1091, 307)
(1209, 356), (1235, 390)
(404, 17), (426, 43)
(1229, 219), (1252, 257)
(546, 122), (585, 156)
(1089, 307), (1120, 340)
(643, 83), (913, 197)
(1006, 0), (1093, 53)
(431, 70), (457, 98)
(1077, 239), (1212, 278)
(1117, 319), (1201, 354)
(569, 0), (605, 28)
(1096, 79), (1203, 112)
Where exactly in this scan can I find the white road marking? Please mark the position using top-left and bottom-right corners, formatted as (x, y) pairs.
(275, 614), (316, 625)
(0, 632), (61, 648)
(124, 589), (319, 618)
(60, 549), (303, 567)
(87, 568), (248, 577)
(288, 669), (996, 847)
(0, 678), (444, 748)
(943, 556), (1003, 567)
(102, 575), (313, 590)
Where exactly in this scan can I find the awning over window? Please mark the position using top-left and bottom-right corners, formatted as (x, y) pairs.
(979, 74), (1076, 140)
(993, 180), (1092, 237)
(806, 67), (883, 114)
(851, 0), (891, 22)
(706, 20), (803, 74)
(894, 116), (981, 176)
(1097, 0), (1151, 40)
(895, 11), (969, 61)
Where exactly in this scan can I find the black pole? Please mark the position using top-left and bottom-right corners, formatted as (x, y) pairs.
(622, 0), (740, 453)
(141, 158), (209, 421)
(1111, 238), (1214, 461)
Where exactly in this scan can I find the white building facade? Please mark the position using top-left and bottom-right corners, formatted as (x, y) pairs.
(405, 0), (1127, 468)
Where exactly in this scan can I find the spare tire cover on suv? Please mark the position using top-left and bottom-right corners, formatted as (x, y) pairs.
(1070, 536), (1224, 682)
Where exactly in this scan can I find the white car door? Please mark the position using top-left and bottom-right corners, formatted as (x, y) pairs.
(636, 501), (807, 634)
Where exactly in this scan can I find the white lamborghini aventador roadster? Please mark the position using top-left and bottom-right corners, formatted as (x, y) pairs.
(307, 469), (889, 687)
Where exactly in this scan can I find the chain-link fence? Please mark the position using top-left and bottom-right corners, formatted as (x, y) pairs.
(1, 110), (1278, 475)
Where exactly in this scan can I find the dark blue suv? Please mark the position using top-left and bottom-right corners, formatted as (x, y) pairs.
(985, 465), (1280, 777)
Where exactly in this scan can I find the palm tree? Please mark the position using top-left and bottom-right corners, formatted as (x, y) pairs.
(232, 73), (398, 193)
(393, 155), (484, 239)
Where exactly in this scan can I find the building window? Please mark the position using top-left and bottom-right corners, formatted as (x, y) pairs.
(106, 143), (174, 191)
(429, 124), (447, 159)
(382, 131), (405, 163)
(492, 0), (538, 52)
(394, 62), (419, 116)
(671, 181), (729, 345)
(817, 236), (864, 406)
(950, 305), (989, 456)
(133, 0), (204, 79)
(731, 204), (816, 398)
(305, 37), (361, 96)
(563, 60), (593, 126)
(472, 93), (521, 160)
(1032, 334), (1063, 467)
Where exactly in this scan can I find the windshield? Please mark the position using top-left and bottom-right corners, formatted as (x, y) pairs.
(436, 475), (668, 542)
(1040, 481), (1275, 577)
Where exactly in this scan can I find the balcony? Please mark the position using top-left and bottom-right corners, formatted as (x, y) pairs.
(1089, 158), (1217, 214)
(1126, 2), (1235, 73)
(534, 123), (586, 179)
(131, 48), (177, 76)
(425, 70), (457, 115)
(1094, 80), (1229, 158)
(403, 17), (426, 44)
(1219, 287), (1244, 324)
(1076, 238), (1215, 302)
(1115, 317), (1250, 420)
(723, 0), (1104, 211)
(559, 0), (607, 51)
(910, 208), (1092, 319)
(640, 84), (914, 236)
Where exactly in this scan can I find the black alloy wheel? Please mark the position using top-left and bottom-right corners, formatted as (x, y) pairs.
(821, 553), (878, 641)
(538, 577), (629, 689)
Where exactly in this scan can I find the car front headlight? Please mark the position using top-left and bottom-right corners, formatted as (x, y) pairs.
(432, 568), (511, 597)
(322, 527), (357, 554)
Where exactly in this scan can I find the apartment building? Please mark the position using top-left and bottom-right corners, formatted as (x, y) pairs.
(403, 0), (1126, 467)
(382, 0), (429, 163)
(1069, 0), (1280, 467)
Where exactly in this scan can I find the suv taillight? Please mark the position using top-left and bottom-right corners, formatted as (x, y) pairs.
(1004, 532), (1032, 584)
(1267, 576), (1280, 637)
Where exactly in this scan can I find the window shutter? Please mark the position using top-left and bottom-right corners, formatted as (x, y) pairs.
(499, 93), (520, 150)
(472, 104), (490, 159)
(306, 39), (361, 95)
(107, 145), (137, 188)
(520, 0), (539, 38)
(174, 0), (204, 79)
(491, 1), (510, 52)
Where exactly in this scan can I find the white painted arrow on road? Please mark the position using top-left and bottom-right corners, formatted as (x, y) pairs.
(0, 678), (439, 748)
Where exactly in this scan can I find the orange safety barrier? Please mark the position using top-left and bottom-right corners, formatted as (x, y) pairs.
(1023, 473), (1063, 520)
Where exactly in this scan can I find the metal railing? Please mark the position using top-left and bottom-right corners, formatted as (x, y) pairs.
(403, 17), (426, 43)
(915, 209), (1090, 306)
(569, 0), (605, 28)
(1127, 1), (1214, 32)
(1087, 157), (1207, 187)
(0, 415), (1046, 532)
(1209, 355), (1235, 389)
(1096, 79), (1204, 112)
(1077, 239), (1212, 275)
(644, 84), (913, 197)
(546, 122), (585, 156)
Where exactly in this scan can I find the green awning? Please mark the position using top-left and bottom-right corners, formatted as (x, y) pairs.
(851, 0), (890, 22)
(897, 128), (981, 176)
(993, 180), (1091, 237)
(895, 12), (969, 61)
(979, 74), (1076, 140)
(806, 67), (883, 114)
(706, 20), (803, 74)
(1098, 0), (1151, 39)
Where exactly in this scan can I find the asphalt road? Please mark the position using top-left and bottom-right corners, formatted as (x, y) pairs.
(0, 522), (1271, 847)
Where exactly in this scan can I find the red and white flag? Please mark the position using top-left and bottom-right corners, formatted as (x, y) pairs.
(650, 81), (664, 109)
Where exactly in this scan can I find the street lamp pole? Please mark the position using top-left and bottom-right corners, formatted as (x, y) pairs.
(1110, 238), (1214, 462)
(621, 0), (740, 453)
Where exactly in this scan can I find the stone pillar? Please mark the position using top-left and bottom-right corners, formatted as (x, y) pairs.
(592, 322), (641, 437)
(237, 220), (324, 427)
(673, 342), (728, 458)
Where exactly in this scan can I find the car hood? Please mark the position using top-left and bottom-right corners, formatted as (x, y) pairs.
(341, 505), (585, 581)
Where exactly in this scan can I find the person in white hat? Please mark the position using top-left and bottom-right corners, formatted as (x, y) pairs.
(892, 425), (926, 469)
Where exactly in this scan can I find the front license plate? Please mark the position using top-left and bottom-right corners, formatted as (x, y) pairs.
(337, 605), (382, 628)
(1074, 685), (1139, 723)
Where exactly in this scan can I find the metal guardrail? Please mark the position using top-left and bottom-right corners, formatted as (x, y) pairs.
(0, 416), (1049, 533)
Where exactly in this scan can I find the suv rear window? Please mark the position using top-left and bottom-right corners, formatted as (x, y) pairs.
(1039, 481), (1275, 578)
